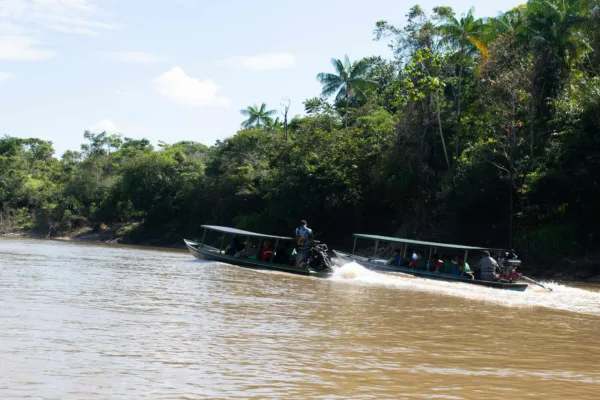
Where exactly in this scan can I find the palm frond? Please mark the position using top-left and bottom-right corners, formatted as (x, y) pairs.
(343, 54), (351, 71)
(331, 58), (345, 75)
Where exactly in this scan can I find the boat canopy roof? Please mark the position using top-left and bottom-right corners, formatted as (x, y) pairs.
(353, 233), (487, 251)
(201, 225), (294, 241)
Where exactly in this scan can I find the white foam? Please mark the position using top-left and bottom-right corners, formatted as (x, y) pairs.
(330, 262), (600, 316)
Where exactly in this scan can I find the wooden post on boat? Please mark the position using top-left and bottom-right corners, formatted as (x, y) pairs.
(201, 228), (207, 248)
(352, 237), (357, 255)
(270, 239), (279, 263)
(428, 247), (433, 264)
(464, 250), (469, 261)
(373, 240), (379, 259)
(402, 244), (407, 258)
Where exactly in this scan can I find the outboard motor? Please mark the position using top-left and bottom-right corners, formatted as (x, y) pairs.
(307, 244), (336, 273)
(498, 249), (523, 282)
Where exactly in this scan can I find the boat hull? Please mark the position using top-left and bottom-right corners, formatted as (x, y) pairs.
(184, 239), (331, 277)
(333, 250), (529, 291)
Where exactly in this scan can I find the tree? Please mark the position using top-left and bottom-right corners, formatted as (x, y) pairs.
(439, 7), (487, 159)
(520, 0), (588, 155)
(316, 55), (376, 127)
(240, 103), (277, 129)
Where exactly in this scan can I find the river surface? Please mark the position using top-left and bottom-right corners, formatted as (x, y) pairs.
(1, 237), (599, 399)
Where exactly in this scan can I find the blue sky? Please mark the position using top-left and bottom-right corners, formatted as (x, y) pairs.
(0, 0), (523, 157)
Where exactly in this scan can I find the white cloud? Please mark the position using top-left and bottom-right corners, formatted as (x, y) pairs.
(153, 66), (229, 107)
(88, 119), (119, 133)
(225, 53), (297, 71)
(0, 0), (117, 62)
(0, 35), (55, 60)
(5, 0), (119, 35)
(110, 51), (161, 64)
(0, 71), (14, 82)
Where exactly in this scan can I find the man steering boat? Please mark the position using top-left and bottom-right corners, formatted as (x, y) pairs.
(295, 220), (314, 267)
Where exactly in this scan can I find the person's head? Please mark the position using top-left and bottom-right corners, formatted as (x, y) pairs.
(264, 240), (271, 248)
(482, 250), (490, 258)
(300, 220), (307, 227)
(457, 256), (465, 264)
(394, 248), (401, 254)
(417, 252), (424, 259)
(233, 236), (241, 246)
(433, 253), (439, 260)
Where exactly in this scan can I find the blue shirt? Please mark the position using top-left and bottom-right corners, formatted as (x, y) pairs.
(296, 226), (313, 250)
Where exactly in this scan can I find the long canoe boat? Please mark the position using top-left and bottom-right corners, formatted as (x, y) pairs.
(184, 225), (334, 277)
(333, 234), (529, 292)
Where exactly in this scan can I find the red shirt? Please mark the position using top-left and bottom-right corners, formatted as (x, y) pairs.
(260, 246), (274, 261)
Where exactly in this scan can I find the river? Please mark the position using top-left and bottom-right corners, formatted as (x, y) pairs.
(1, 237), (599, 399)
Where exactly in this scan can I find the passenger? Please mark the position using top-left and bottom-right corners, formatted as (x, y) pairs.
(295, 220), (313, 267)
(479, 250), (500, 281)
(451, 256), (461, 276)
(260, 240), (274, 261)
(387, 248), (402, 266)
(431, 253), (444, 272)
(442, 255), (454, 274)
(246, 241), (257, 259)
(416, 252), (428, 270)
(409, 252), (426, 269)
(225, 236), (241, 256)
(407, 248), (418, 262)
(457, 256), (474, 280)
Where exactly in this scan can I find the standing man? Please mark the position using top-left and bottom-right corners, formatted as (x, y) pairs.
(479, 250), (499, 281)
(295, 220), (313, 267)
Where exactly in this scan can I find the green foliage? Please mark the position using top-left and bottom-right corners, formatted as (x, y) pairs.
(2, 0), (599, 262)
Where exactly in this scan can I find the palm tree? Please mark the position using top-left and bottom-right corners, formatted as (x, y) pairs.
(439, 7), (486, 159)
(240, 103), (277, 129)
(264, 117), (283, 131)
(316, 55), (376, 128)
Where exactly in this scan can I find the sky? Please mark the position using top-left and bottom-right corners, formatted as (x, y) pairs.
(0, 0), (523, 157)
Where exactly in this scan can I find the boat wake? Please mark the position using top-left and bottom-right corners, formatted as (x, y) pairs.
(330, 262), (600, 316)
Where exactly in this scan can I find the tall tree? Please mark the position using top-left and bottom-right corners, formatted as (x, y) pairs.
(439, 7), (486, 159)
(521, 0), (588, 155)
(317, 55), (376, 127)
(240, 103), (277, 129)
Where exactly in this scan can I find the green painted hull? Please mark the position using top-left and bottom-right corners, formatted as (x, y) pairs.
(184, 239), (331, 278)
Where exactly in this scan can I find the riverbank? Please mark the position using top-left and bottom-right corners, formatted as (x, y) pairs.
(0, 224), (186, 249)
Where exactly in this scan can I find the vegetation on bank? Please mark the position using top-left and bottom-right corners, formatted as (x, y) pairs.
(1, 1), (600, 268)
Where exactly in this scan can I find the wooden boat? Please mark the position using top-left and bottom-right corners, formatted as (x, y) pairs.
(332, 234), (529, 292)
(184, 225), (334, 277)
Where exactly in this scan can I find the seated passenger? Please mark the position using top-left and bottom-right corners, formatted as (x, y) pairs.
(260, 240), (274, 261)
(387, 248), (402, 266)
(431, 253), (444, 272)
(409, 252), (426, 269)
(442, 255), (454, 274)
(450, 256), (461, 275)
(479, 250), (500, 281)
(225, 236), (241, 256)
(416, 252), (428, 270)
(457, 256), (474, 280)
(234, 240), (257, 259)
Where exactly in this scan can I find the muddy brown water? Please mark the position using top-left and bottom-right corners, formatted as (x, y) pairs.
(1, 237), (599, 399)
